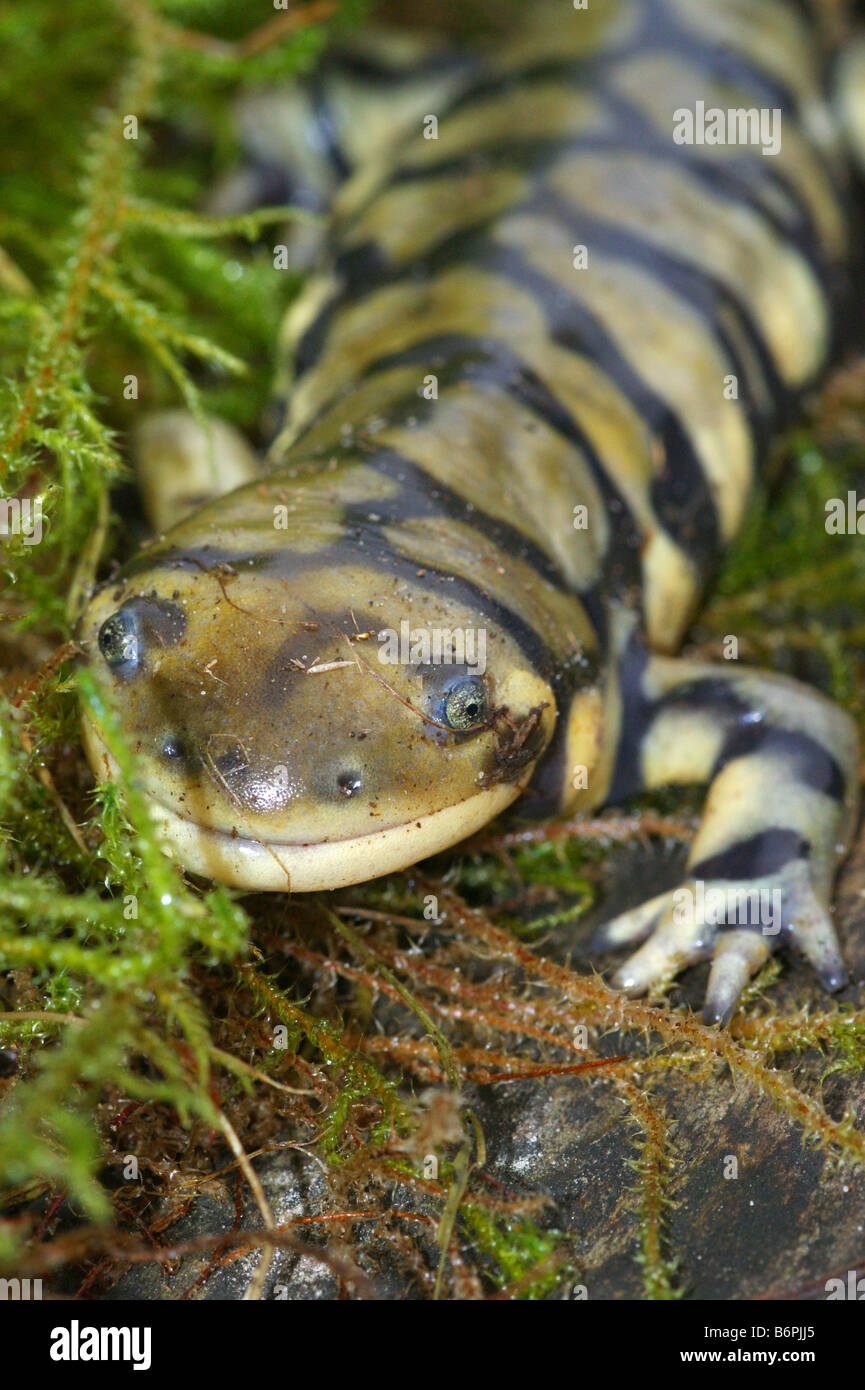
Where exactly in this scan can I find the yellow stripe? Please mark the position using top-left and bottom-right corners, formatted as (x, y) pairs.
(339, 165), (527, 269)
(546, 148), (829, 388)
(608, 50), (848, 260)
(496, 210), (755, 540)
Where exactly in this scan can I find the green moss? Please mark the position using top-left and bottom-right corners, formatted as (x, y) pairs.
(0, 0), (382, 1275)
(461, 1204), (574, 1300)
(697, 438), (865, 727)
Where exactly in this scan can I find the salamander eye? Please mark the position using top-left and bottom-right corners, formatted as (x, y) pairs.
(97, 609), (140, 676)
(441, 676), (490, 731)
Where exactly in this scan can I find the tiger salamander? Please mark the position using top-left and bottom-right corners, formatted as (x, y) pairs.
(80, 0), (865, 1024)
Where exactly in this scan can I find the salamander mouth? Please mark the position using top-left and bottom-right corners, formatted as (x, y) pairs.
(82, 719), (528, 892)
(146, 781), (525, 890)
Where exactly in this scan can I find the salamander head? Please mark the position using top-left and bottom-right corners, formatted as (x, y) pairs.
(79, 485), (558, 891)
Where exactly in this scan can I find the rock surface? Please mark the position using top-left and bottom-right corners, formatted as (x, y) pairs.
(108, 824), (865, 1300)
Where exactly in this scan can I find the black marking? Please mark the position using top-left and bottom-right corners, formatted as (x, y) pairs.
(389, 125), (836, 306)
(438, 0), (806, 126)
(294, 294), (341, 379)
(345, 333), (643, 609)
(357, 448), (574, 592)
(651, 686), (847, 801)
(653, 676), (756, 716)
(289, 0), (846, 391)
(589, 132), (832, 279)
(307, 219), (725, 569)
(527, 184), (786, 435)
(323, 43), (478, 88)
(334, 238), (394, 289)
(607, 647), (848, 805)
(587, 84), (846, 314)
(473, 239), (723, 567)
(641, 0), (813, 117)
(605, 630), (652, 803)
(713, 723), (847, 803)
(135, 596), (187, 646)
(130, 516), (569, 703)
(341, 510), (572, 695)
(690, 828), (809, 883)
(121, 546), (266, 580)
(518, 694), (590, 821)
(304, 71), (353, 182)
(342, 444), (605, 647)
(374, 2), (844, 319)
(519, 637), (601, 813)
(245, 156), (316, 210)
(428, 0), (654, 121)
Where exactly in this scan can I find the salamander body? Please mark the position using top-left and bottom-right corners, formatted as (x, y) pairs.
(80, 0), (865, 1023)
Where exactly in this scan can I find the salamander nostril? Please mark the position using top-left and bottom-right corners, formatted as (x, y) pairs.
(336, 771), (363, 797)
(161, 736), (187, 762)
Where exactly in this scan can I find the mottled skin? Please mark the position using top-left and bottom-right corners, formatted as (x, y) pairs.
(80, 0), (865, 1023)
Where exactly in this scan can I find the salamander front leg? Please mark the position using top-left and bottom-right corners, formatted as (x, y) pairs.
(132, 411), (260, 532)
(595, 643), (860, 1024)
